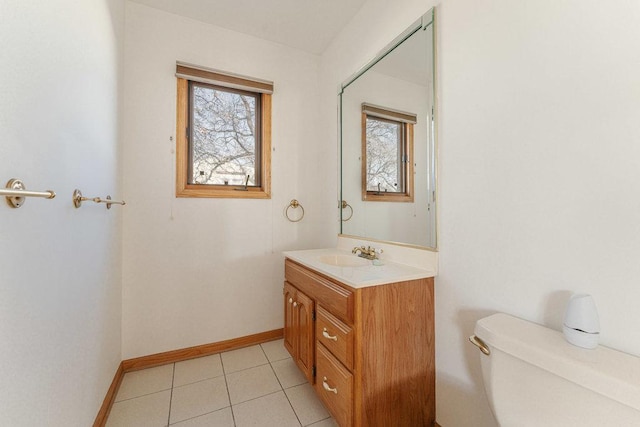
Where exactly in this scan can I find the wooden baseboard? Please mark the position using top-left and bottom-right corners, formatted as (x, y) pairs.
(94, 328), (283, 426)
(122, 328), (284, 372)
(93, 361), (124, 427)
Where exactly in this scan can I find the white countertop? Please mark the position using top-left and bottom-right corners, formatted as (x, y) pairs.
(283, 248), (436, 289)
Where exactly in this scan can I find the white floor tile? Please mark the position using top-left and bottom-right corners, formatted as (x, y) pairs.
(221, 345), (268, 374)
(285, 383), (330, 426)
(226, 364), (281, 404)
(170, 407), (234, 426)
(174, 354), (224, 387)
(106, 345), (334, 427)
(272, 357), (307, 389)
(261, 339), (290, 362)
(116, 364), (174, 402)
(233, 391), (301, 427)
(306, 417), (338, 427)
(169, 377), (230, 424)
(106, 390), (171, 427)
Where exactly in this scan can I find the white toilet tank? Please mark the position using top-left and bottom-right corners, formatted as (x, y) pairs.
(473, 313), (640, 426)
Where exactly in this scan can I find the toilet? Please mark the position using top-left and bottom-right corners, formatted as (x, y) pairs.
(470, 313), (640, 426)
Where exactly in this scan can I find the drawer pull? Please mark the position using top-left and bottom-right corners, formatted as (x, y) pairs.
(293, 301), (298, 307)
(322, 377), (338, 394)
(322, 328), (338, 341)
(288, 298), (293, 304)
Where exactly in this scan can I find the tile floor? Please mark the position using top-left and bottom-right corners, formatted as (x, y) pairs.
(106, 339), (338, 427)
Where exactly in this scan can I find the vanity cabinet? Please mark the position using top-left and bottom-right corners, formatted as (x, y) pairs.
(283, 259), (435, 427)
(283, 281), (315, 383)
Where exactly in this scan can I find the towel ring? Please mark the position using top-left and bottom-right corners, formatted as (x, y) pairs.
(340, 200), (353, 222)
(285, 199), (304, 222)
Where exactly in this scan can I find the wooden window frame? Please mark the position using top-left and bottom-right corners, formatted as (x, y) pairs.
(361, 109), (415, 203)
(175, 67), (271, 199)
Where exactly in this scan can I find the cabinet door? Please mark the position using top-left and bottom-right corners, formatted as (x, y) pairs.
(283, 282), (297, 358)
(295, 289), (315, 383)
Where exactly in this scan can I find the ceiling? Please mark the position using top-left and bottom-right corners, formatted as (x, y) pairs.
(129, 0), (368, 55)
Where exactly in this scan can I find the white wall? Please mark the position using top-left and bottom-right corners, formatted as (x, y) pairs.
(121, 2), (324, 358)
(322, 0), (640, 425)
(0, 0), (124, 424)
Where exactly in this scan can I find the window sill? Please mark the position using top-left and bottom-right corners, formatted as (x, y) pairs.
(176, 185), (271, 199)
(362, 192), (414, 203)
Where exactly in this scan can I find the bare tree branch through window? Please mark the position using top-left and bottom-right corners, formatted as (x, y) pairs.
(365, 116), (403, 193)
(190, 83), (260, 186)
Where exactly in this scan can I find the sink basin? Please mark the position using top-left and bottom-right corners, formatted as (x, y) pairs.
(318, 254), (370, 267)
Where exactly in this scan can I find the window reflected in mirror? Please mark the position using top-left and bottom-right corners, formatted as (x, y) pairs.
(362, 103), (415, 202)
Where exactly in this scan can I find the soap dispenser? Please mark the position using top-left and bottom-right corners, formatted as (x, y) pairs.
(563, 293), (600, 349)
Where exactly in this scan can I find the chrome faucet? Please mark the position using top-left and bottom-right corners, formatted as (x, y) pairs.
(352, 245), (382, 260)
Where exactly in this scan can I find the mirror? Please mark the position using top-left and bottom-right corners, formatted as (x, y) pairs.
(339, 9), (437, 250)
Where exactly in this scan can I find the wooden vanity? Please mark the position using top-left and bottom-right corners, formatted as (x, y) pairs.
(283, 258), (435, 427)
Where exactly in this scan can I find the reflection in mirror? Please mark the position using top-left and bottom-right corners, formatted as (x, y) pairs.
(362, 103), (415, 202)
(340, 9), (436, 249)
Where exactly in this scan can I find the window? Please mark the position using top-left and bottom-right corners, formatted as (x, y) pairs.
(361, 103), (415, 202)
(176, 62), (272, 198)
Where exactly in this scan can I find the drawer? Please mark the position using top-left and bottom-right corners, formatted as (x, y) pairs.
(285, 260), (354, 323)
(316, 305), (353, 371)
(315, 343), (353, 427)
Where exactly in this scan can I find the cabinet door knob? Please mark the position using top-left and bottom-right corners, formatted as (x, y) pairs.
(293, 301), (298, 307)
(322, 328), (338, 341)
(288, 298), (293, 304)
(322, 377), (338, 394)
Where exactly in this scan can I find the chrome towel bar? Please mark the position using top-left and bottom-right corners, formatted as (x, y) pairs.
(73, 189), (125, 209)
(1, 179), (56, 208)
